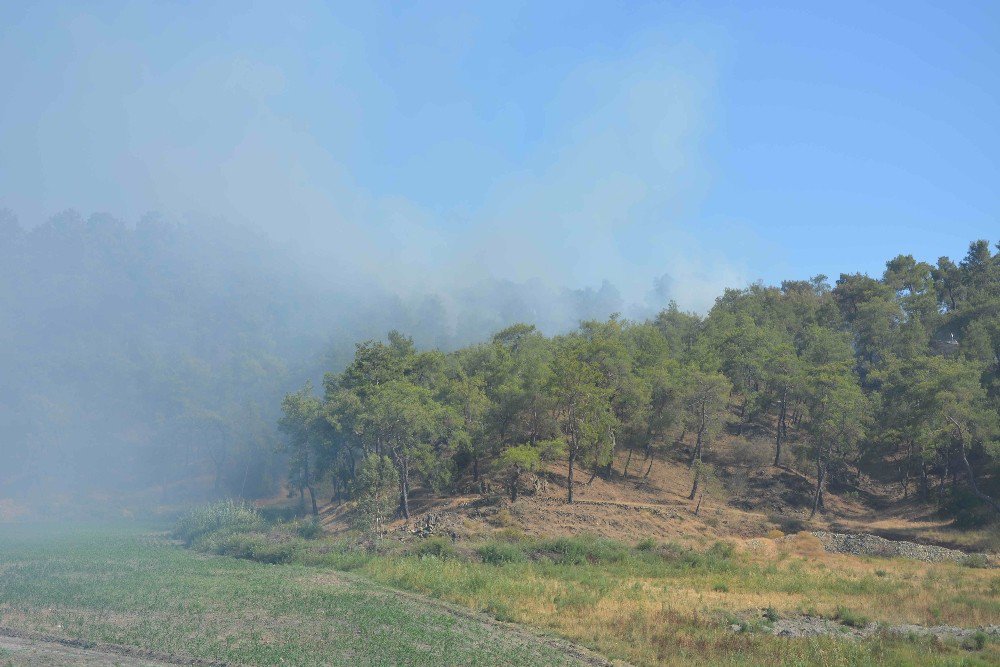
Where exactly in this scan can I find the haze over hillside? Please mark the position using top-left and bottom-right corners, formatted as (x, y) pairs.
(0, 208), (653, 503)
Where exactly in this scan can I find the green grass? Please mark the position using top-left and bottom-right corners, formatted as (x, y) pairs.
(291, 535), (998, 666)
(0, 523), (586, 666)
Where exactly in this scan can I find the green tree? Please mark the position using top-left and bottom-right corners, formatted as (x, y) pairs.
(802, 364), (869, 518)
(548, 337), (614, 503)
(352, 453), (400, 543)
(680, 368), (731, 500)
(278, 383), (324, 515)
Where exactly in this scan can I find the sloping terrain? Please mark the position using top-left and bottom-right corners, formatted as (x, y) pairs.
(311, 428), (997, 557)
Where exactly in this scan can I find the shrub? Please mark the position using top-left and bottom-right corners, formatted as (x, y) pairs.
(296, 517), (323, 539)
(766, 529), (785, 539)
(964, 631), (988, 651)
(961, 554), (990, 569)
(636, 537), (657, 551)
(763, 607), (779, 622)
(172, 500), (265, 546)
(413, 537), (457, 559)
(477, 541), (527, 565)
(712, 582), (729, 592)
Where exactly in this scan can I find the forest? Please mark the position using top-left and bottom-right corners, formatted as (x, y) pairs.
(280, 240), (1000, 528)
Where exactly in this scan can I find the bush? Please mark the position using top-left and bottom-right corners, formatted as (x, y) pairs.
(296, 517), (323, 539)
(670, 541), (735, 572)
(964, 631), (988, 651)
(961, 554), (990, 569)
(172, 500), (265, 546)
(477, 541), (527, 565)
(636, 537), (657, 551)
(413, 537), (457, 559)
(946, 490), (995, 529)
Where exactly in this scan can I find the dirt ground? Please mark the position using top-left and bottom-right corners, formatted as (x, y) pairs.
(310, 433), (997, 555)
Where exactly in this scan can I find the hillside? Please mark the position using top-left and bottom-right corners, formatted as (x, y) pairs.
(311, 424), (998, 555)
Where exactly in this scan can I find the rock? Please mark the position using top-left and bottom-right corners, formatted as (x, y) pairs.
(809, 531), (993, 565)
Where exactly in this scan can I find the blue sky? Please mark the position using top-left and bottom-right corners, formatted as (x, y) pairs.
(1, 1), (997, 311)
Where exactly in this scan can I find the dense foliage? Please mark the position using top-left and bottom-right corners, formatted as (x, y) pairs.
(284, 241), (1000, 523)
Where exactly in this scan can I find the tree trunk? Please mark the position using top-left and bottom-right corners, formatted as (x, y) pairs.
(810, 456), (826, 519)
(688, 462), (700, 500)
(400, 458), (411, 520)
(774, 388), (787, 467)
(308, 485), (318, 516)
(473, 456), (480, 482)
(622, 442), (635, 478)
(643, 453), (655, 480)
(567, 450), (576, 504)
(690, 403), (705, 467)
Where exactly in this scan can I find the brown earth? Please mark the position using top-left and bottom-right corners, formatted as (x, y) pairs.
(306, 428), (997, 556)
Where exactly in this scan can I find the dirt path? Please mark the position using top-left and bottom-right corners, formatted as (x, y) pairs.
(0, 628), (226, 667)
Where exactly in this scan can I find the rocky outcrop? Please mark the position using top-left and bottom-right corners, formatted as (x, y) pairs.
(811, 531), (991, 565)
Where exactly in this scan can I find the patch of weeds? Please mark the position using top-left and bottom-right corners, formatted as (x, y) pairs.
(712, 582), (729, 593)
(477, 541), (526, 565)
(172, 500), (265, 546)
(535, 535), (631, 565)
(763, 606), (779, 622)
(875, 569), (888, 577)
(205, 532), (301, 564)
(636, 537), (657, 551)
(963, 631), (988, 651)
(485, 599), (515, 622)
(494, 527), (526, 542)
(833, 606), (870, 629)
(295, 517), (323, 539)
(413, 536), (458, 559)
(494, 508), (515, 527)
(961, 554), (990, 569)
(927, 605), (944, 623)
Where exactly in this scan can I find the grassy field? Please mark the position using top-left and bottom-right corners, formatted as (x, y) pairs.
(301, 533), (999, 666)
(0, 523), (595, 666)
(2, 522), (998, 666)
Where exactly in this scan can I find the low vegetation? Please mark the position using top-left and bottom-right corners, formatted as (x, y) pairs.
(0, 523), (589, 666)
(171, 512), (999, 666)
